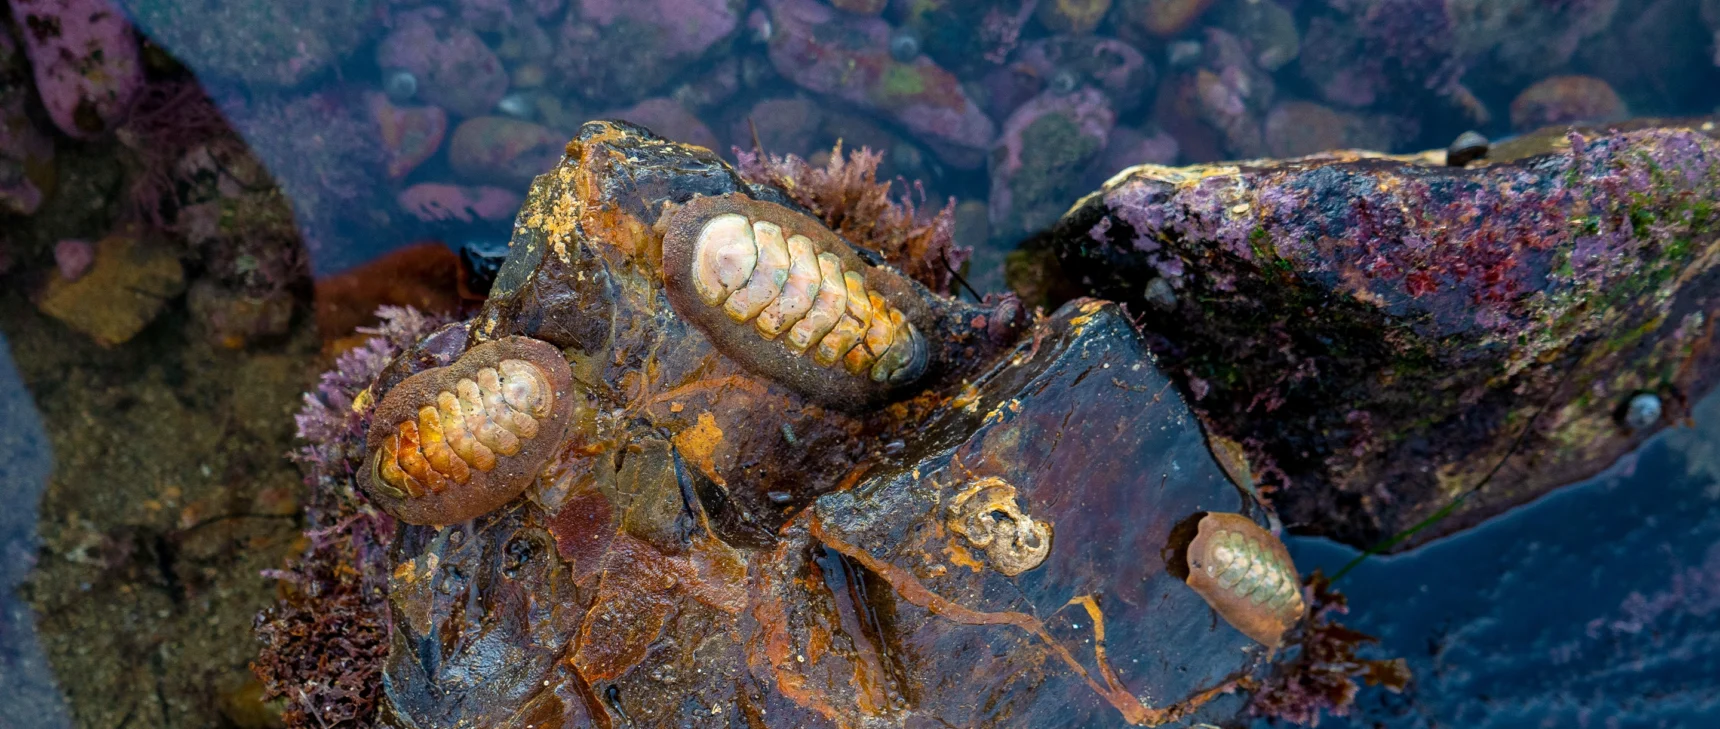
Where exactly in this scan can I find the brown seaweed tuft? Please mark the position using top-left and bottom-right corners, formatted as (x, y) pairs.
(251, 543), (388, 729)
(253, 305), (450, 729)
(734, 141), (968, 295)
(1249, 571), (1411, 725)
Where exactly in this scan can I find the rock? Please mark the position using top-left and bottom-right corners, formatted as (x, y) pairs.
(311, 242), (461, 347)
(6, 0), (143, 138)
(363, 120), (1278, 727)
(376, 8), (510, 119)
(730, 97), (824, 157)
(1213, 0), (1299, 71)
(554, 0), (741, 105)
(447, 116), (564, 190)
(602, 97), (719, 150)
(1118, 0), (1216, 37)
(120, 0), (374, 88)
(396, 182), (522, 223)
(1084, 125), (1178, 189)
(1017, 120), (1720, 551)
(186, 278), (296, 350)
(989, 87), (1115, 240)
(829, 0), (885, 14)
(1178, 28), (1274, 159)
(1036, 0), (1112, 35)
(764, 0), (996, 168)
(36, 230), (185, 346)
(1262, 101), (1404, 158)
(1013, 35), (1155, 114)
(1510, 75), (1628, 132)
(367, 93), (448, 180)
(0, 28), (54, 215)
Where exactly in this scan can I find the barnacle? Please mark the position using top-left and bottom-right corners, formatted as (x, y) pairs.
(363, 336), (576, 525)
(1183, 512), (1304, 647)
(946, 477), (1052, 577)
(662, 194), (934, 407)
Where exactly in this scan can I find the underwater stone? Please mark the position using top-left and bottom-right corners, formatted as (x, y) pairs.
(36, 230), (185, 346)
(368, 121), (1272, 727)
(7, 0), (143, 138)
(1020, 119), (1720, 550)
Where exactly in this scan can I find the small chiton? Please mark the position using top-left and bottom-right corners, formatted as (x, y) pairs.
(1183, 512), (1305, 647)
(661, 193), (933, 406)
(363, 336), (575, 525)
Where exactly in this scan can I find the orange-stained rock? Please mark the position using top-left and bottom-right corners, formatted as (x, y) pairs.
(313, 242), (462, 351)
(1509, 75), (1627, 132)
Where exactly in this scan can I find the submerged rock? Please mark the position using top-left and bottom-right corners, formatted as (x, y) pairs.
(35, 229), (185, 346)
(6, 0), (143, 138)
(1017, 119), (1720, 550)
(268, 121), (1307, 728)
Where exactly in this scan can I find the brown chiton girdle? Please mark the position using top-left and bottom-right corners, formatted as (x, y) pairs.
(1184, 512), (1305, 647)
(661, 193), (932, 406)
(363, 336), (575, 525)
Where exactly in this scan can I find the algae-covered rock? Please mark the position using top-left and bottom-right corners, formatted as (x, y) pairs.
(328, 121), (1287, 728)
(36, 230), (185, 346)
(1017, 119), (1720, 550)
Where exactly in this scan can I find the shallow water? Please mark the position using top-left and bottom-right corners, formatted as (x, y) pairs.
(3, 0), (1720, 727)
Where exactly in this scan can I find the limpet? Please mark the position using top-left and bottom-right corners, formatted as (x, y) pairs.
(661, 194), (933, 407)
(363, 336), (576, 525)
(1183, 512), (1304, 647)
(946, 477), (1052, 577)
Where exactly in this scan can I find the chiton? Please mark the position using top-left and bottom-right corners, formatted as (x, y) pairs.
(363, 336), (576, 525)
(1183, 512), (1305, 647)
(660, 193), (934, 407)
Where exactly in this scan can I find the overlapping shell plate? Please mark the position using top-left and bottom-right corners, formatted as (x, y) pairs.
(689, 211), (925, 382)
(1183, 512), (1305, 647)
(661, 194), (933, 406)
(363, 336), (576, 525)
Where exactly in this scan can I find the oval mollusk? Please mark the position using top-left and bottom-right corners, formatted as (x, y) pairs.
(663, 194), (933, 405)
(1183, 512), (1305, 648)
(364, 337), (577, 525)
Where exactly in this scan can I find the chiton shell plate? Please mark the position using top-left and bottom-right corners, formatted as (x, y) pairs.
(661, 194), (934, 407)
(1184, 512), (1305, 647)
(363, 336), (576, 525)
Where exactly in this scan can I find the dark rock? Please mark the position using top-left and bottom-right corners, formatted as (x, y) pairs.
(1016, 119), (1720, 551)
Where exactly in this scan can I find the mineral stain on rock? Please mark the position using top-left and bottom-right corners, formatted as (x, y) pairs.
(260, 122), (1305, 728)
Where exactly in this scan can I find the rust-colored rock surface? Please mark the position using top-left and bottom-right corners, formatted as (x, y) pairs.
(358, 121), (1288, 727)
(1015, 119), (1720, 551)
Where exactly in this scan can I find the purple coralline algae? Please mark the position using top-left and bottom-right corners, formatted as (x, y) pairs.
(0, 24), (52, 215)
(763, 0), (996, 169)
(6, 0), (142, 138)
(1025, 120), (1720, 550)
(377, 8), (510, 119)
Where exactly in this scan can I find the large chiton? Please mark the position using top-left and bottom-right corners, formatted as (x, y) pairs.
(1183, 512), (1305, 647)
(363, 336), (576, 525)
(660, 193), (934, 407)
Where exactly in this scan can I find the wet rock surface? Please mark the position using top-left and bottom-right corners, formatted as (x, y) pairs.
(1017, 118), (1720, 551)
(336, 122), (1287, 728)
